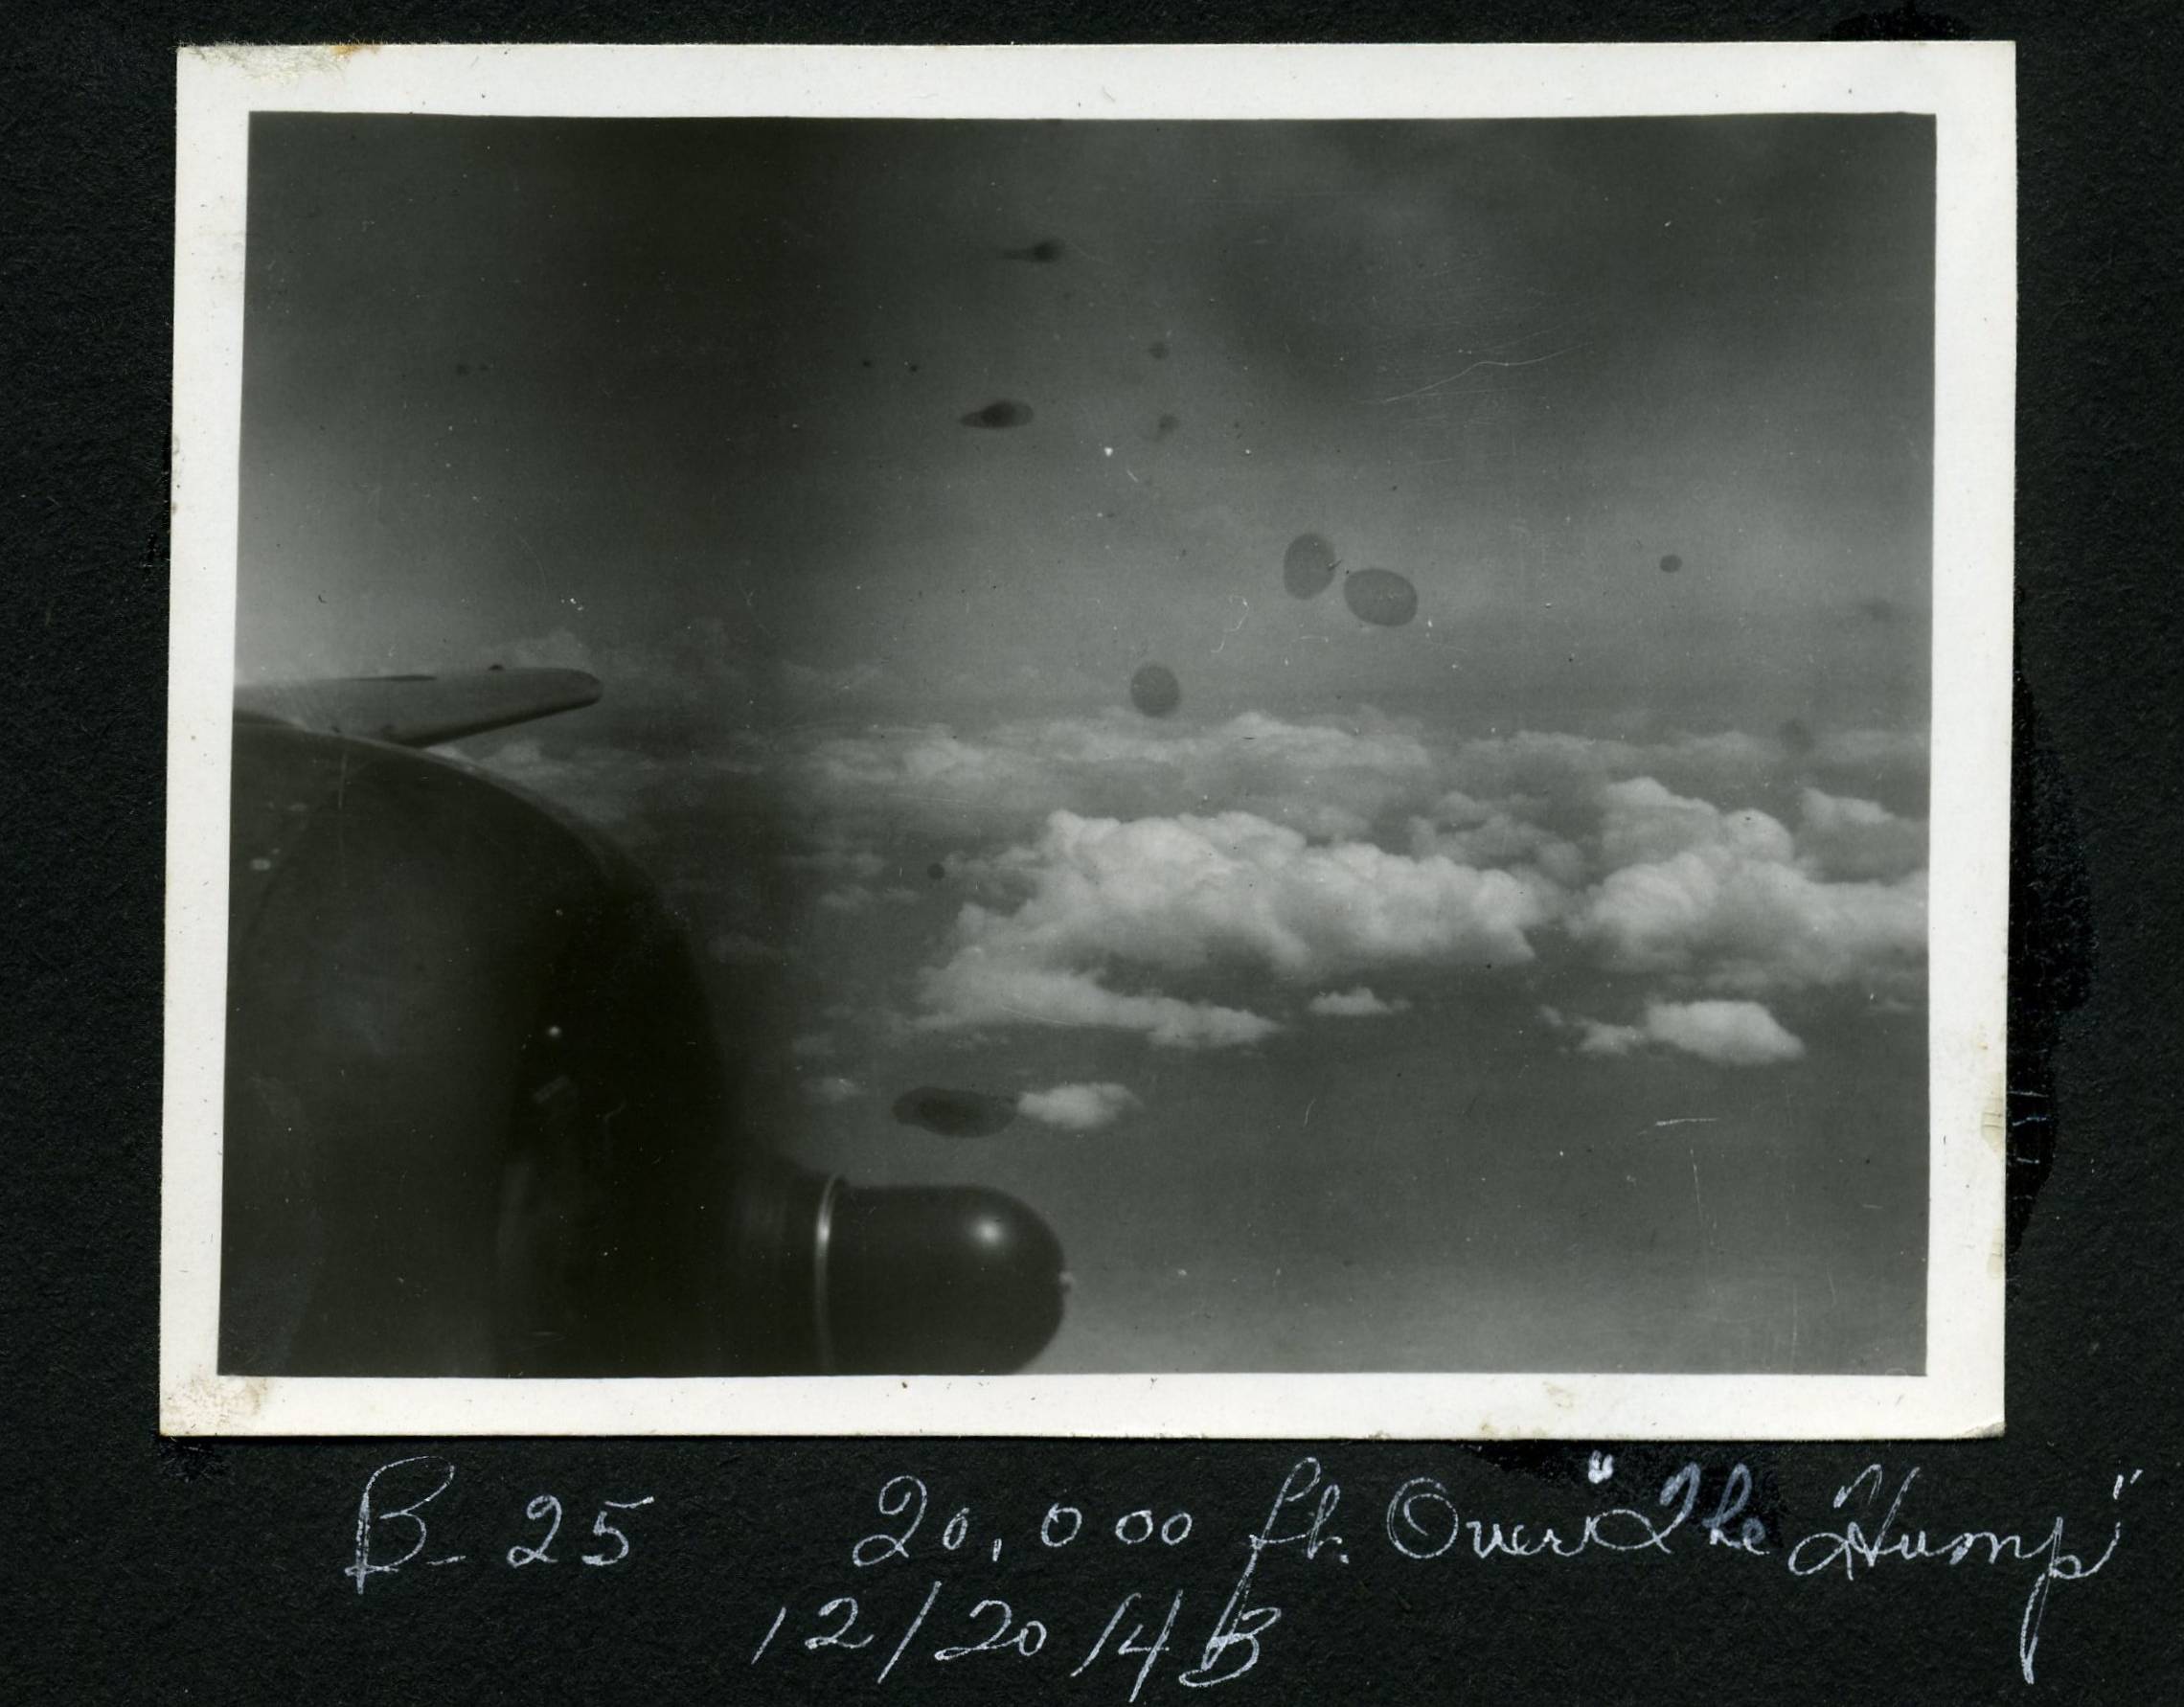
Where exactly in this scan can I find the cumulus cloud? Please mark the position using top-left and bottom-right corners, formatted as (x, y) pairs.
(1795, 787), (1927, 882)
(1308, 987), (1412, 1017)
(1643, 1000), (1806, 1065)
(776, 713), (1933, 1039)
(1571, 856), (1925, 994)
(958, 810), (1550, 980)
(1017, 1081), (1141, 1130)
(913, 809), (1549, 1044)
(1407, 791), (1589, 892)
(1547, 1000), (1807, 1067)
(1595, 777), (1796, 870)
(1560, 1013), (1646, 1056)
(918, 958), (1278, 1049)
(1564, 778), (1927, 996)
(903, 744), (1928, 1039)
(808, 1075), (861, 1104)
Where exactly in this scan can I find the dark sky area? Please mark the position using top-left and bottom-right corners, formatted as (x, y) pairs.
(236, 115), (1935, 1374)
(239, 114), (1931, 734)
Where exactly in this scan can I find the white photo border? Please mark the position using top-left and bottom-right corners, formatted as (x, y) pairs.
(163, 41), (2014, 1438)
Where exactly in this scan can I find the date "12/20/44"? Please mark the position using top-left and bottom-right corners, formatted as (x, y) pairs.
(754, 1581), (1193, 1700)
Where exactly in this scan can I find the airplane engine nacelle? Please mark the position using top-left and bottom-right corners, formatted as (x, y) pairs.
(220, 721), (1064, 1378)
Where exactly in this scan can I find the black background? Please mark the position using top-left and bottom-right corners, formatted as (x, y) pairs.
(8, 3), (2181, 1700)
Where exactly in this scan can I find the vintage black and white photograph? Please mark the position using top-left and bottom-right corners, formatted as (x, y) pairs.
(162, 45), (2013, 1436)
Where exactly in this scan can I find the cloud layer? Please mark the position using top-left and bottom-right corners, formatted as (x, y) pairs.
(792, 712), (1928, 853)
(891, 720), (1925, 1045)
(917, 808), (1550, 1044)
(802, 709), (1442, 844)
(469, 706), (1928, 1052)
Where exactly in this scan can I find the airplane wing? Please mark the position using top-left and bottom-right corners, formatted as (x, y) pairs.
(234, 668), (603, 748)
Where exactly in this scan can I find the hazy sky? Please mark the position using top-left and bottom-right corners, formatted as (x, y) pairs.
(237, 115), (1934, 1374)
(240, 113), (1930, 734)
